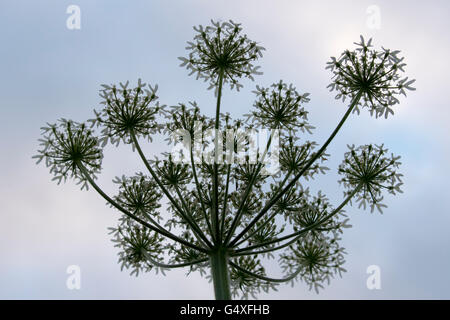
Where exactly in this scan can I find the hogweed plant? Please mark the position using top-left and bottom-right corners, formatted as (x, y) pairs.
(34, 20), (415, 299)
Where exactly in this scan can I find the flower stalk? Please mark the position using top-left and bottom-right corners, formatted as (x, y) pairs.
(210, 247), (232, 300)
(35, 22), (413, 299)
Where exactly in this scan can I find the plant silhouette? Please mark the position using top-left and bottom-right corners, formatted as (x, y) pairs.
(34, 20), (415, 299)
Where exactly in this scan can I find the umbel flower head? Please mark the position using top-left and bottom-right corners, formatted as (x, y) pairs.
(34, 20), (415, 300)
(338, 144), (403, 213)
(280, 234), (347, 294)
(249, 81), (312, 132)
(110, 219), (166, 276)
(278, 137), (328, 179)
(113, 173), (162, 220)
(290, 191), (349, 235)
(92, 79), (162, 146)
(326, 36), (416, 118)
(229, 256), (276, 299)
(152, 154), (192, 187)
(33, 119), (103, 190)
(179, 20), (264, 91)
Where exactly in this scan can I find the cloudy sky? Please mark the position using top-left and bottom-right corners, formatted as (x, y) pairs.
(1, 0), (449, 299)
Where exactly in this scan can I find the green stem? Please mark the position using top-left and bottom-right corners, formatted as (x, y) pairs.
(233, 170), (293, 247)
(190, 145), (215, 241)
(219, 164), (231, 239)
(144, 252), (208, 269)
(229, 260), (301, 283)
(174, 185), (210, 248)
(210, 247), (231, 300)
(231, 184), (362, 256)
(224, 131), (274, 246)
(76, 163), (209, 254)
(213, 70), (224, 243)
(130, 131), (213, 248)
(228, 91), (363, 247)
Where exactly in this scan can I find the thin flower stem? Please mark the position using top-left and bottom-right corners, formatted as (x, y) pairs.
(139, 211), (169, 234)
(213, 70), (224, 244)
(190, 145), (215, 242)
(219, 163), (232, 241)
(229, 261), (301, 283)
(144, 251), (208, 269)
(130, 131), (214, 248)
(76, 163), (209, 254)
(228, 91), (363, 248)
(231, 184), (362, 256)
(232, 169), (292, 248)
(174, 184), (211, 248)
(223, 131), (274, 246)
(234, 209), (280, 248)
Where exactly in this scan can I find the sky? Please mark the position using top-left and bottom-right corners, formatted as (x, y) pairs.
(0, 0), (449, 299)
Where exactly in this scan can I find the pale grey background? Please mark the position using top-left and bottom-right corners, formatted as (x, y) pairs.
(0, 0), (449, 299)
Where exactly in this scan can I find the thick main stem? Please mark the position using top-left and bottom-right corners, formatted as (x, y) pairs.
(209, 247), (231, 300)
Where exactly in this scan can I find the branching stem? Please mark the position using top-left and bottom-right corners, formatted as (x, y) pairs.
(231, 184), (362, 256)
(213, 70), (224, 243)
(229, 261), (302, 283)
(130, 131), (214, 248)
(228, 91), (363, 247)
(77, 163), (209, 254)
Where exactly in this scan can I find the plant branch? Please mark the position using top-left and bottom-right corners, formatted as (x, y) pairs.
(130, 131), (214, 248)
(213, 70), (224, 243)
(233, 170), (293, 247)
(229, 261), (301, 283)
(223, 130), (275, 245)
(190, 144), (215, 242)
(231, 184), (362, 256)
(219, 163), (232, 241)
(234, 209), (280, 248)
(174, 184), (211, 248)
(76, 163), (209, 254)
(228, 91), (363, 247)
(144, 251), (208, 269)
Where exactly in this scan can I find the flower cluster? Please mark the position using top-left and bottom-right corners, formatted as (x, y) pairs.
(179, 20), (264, 91)
(33, 119), (103, 190)
(249, 81), (313, 132)
(338, 144), (403, 213)
(230, 191), (263, 219)
(279, 137), (328, 179)
(280, 234), (347, 294)
(152, 155), (192, 187)
(165, 102), (211, 138)
(229, 256), (275, 299)
(272, 186), (306, 216)
(34, 22), (414, 300)
(246, 218), (285, 249)
(233, 163), (267, 188)
(168, 233), (209, 275)
(326, 36), (415, 118)
(289, 191), (350, 235)
(110, 218), (166, 276)
(113, 173), (162, 221)
(92, 79), (163, 146)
